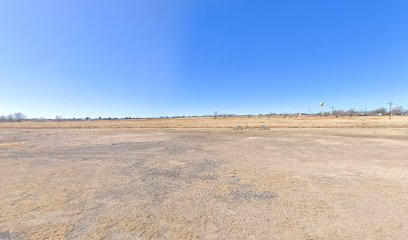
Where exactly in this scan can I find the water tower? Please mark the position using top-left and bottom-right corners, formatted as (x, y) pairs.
(319, 102), (324, 115)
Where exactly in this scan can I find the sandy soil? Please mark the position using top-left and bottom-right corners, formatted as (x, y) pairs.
(1, 127), (408, 239)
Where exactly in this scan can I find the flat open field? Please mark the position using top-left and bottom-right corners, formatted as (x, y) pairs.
(1, 115), (408, 129)
(1, 119), (408, 239)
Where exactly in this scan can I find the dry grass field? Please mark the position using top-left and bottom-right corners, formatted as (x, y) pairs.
(1, 116), (408, 239)
(1, 115), (408, 129)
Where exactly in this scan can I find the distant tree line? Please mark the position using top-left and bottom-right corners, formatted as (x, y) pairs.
(329, 106), (407, 117)
(0, 113), (26, 122)
(1, 106), (407, 122)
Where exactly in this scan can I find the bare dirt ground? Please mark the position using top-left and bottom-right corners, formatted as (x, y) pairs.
(1, 125), (408, 239)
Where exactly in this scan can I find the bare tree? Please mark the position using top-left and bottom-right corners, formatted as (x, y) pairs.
(391, 106), (405, 115)
(0, 113), (27, 122)
(370, 107), (387, 115)
(14, 113), (27, 122)
(333, 110), (346, 116)
(345, 108), (358, 116)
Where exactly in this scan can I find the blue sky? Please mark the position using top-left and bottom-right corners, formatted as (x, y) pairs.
(1, 0), (407, 118)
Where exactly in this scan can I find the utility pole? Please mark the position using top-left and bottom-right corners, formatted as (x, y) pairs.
(331, 106), (334, 115)
(387, 101), (393, 120)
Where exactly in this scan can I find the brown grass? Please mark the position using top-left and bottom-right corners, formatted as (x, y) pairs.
(1, 115), (408, 129)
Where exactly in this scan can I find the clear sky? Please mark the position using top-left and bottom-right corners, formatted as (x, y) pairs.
(1, 0), (407, 118)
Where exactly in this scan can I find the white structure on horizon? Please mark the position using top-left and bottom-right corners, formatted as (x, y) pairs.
(320, 102), (324, 114)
